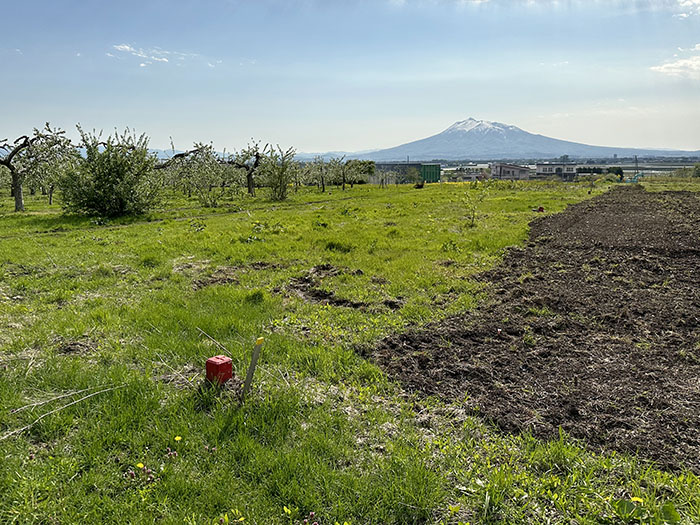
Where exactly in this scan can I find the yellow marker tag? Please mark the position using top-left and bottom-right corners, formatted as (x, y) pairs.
(256, 337), (264, 345)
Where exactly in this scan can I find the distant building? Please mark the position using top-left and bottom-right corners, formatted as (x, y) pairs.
(535, 163), (578, 181)
(442, 164), (489, 182)
(374, 162), (441, 183)
(490, 162), (530, 180)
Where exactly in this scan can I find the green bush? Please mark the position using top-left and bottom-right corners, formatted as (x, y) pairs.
(607, 166), (624, 180)
(59, 127), (161, 216)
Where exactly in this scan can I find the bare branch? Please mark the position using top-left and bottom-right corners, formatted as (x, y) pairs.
(154, 145), (207, 170)
(0, 130), (65, 170)
(0, 136), (30, 169)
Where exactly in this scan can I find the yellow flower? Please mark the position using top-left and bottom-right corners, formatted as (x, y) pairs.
(631, 497), (644, 504)
(174, 436), (182, 442)
(136, 463), (144, 469)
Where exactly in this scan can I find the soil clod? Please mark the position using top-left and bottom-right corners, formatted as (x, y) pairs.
(56, 337), (98, 355)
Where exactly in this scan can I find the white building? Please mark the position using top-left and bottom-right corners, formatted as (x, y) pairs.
(490, 162), (530, 180)
(535, 163), (578, 180)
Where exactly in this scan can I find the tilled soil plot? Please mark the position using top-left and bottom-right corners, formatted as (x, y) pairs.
(373, 186), (700, 472)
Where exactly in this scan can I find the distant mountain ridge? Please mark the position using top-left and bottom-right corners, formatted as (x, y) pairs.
(304, 118), (700, 161)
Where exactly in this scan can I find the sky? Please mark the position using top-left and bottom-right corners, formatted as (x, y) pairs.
(1, 0), (699, 153)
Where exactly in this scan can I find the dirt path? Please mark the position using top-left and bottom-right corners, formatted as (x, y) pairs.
(373, 185), (700, 472)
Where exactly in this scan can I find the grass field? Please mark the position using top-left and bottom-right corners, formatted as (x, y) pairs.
(1, 179), (699, 524)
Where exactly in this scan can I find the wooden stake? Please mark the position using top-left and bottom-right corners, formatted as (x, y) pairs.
(242, 337), (264, 400)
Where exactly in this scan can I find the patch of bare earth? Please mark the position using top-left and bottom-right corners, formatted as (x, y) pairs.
(180, 259), (281, 291)
(192, 267), (240, 290)
(286, 264), (368, 308)
(372, 186), (700, 472)
(154, 364), (203, 389)
(55, 336), (99, 355)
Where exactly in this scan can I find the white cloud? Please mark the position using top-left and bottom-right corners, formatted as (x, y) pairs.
(652, 42), (700, 79)
(113, 44), (136, 53)
(206, 59), (227, 68)
(678, 0), (700, 10)
(539, 60), (569, 68)
(675, 43), (700, 52)
(651, 55), (700, 79)
(676, 0), (700, 15)
(111, 43), (204, 67)
(387, 0), (700, 14)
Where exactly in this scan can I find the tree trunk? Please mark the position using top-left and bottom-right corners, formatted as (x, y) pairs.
(321, 175), (325, 193)
(30, 187), (36, 195)
(48, 185), (54, 205)
(246, 172), (255, 196)
(342, 172), (346, 191)
(12, 173), (24, 212)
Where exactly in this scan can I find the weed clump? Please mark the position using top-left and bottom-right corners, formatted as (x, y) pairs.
(325, 240), (353, 253)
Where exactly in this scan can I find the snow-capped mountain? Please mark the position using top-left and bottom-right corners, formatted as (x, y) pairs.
(443, 118), (519, 134)
(349, 118), (700, 161)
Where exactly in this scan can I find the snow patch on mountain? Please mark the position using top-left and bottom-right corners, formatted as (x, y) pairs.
(445, 118), (510, 134)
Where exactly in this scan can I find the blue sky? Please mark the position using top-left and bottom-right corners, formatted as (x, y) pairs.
(1, 0), (699, 152)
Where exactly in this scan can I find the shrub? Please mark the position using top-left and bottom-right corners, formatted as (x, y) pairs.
(261, 145), (296, 201)
(607, 166), (624, 181)
(59, 127), (161, 216)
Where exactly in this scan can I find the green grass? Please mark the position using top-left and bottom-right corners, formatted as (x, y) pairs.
(1, 179), (699, 524)
(640, 175), (700, 192)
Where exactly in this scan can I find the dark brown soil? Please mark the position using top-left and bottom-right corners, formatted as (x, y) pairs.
(191, 262), (281, 290)
(192, 267), (239, 290)
(56, 337), (98, 355)
(287, 264), (368, 309)
(373, 186), (700, 472)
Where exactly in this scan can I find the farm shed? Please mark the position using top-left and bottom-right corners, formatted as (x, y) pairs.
(375, 162), (442, 183)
